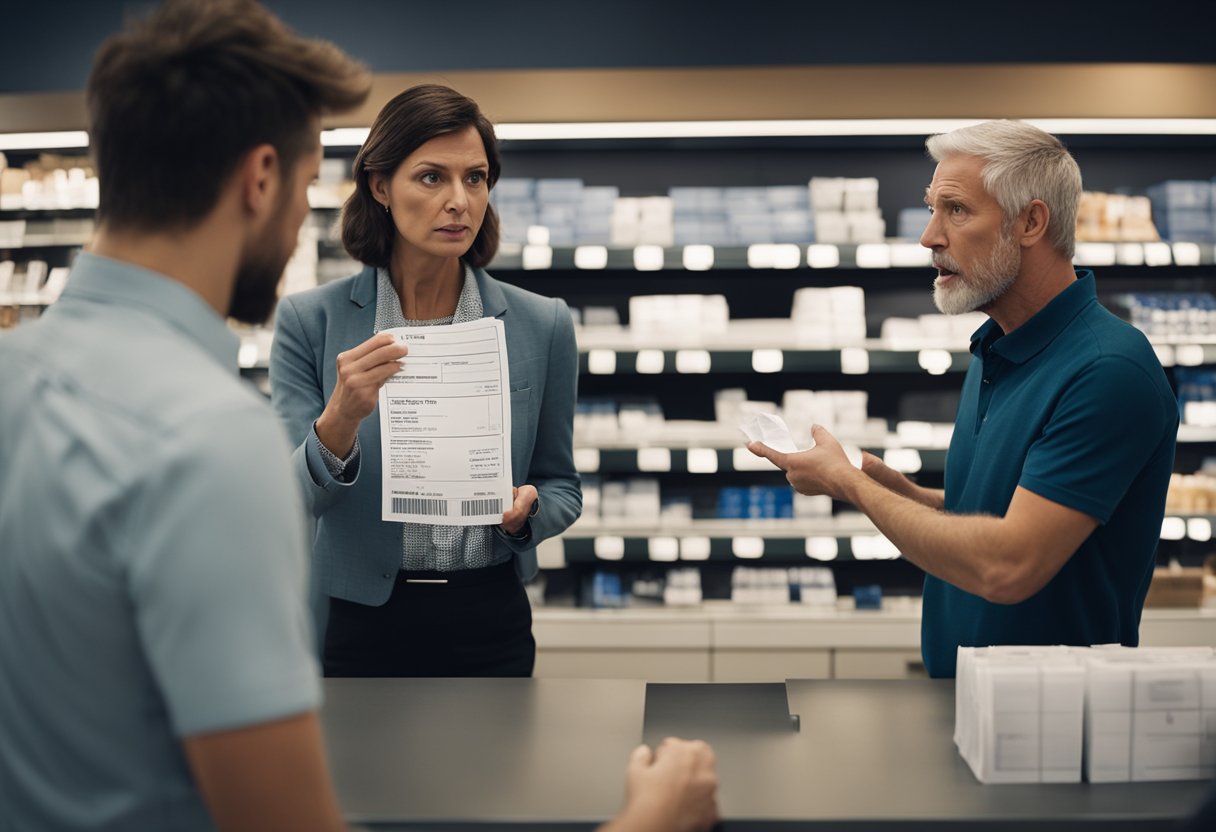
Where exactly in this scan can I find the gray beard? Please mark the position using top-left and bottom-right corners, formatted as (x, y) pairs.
(933, 232), (1020, 315)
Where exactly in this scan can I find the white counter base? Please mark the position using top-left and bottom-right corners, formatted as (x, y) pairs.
(532, 601), (1216, 681)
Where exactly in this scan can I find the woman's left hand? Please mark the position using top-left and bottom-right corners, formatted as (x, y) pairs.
(501, 484), (538, 535)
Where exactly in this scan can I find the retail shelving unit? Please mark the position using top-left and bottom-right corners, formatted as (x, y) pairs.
(3, 128), (1215, 624)
(474, 132), (1215, 614)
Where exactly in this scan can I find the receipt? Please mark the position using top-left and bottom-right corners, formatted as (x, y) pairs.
(739, 412), (804, 454)
(378, 318), (513, 525)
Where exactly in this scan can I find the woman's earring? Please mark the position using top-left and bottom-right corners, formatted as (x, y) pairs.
(383, 202), (390, 214)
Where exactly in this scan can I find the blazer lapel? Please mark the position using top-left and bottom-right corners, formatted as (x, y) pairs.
(349, 265), (377, 309)
(473, 266), (508, 320)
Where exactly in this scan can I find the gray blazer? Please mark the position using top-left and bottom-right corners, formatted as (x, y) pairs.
(270, 265), (582, 606)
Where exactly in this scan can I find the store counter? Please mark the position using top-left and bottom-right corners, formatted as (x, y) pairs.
(321, 677), (1210, 830)
(531, 603), (1216, 681)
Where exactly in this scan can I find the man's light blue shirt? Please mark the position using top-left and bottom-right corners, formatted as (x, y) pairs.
(0, 253), (320, 830)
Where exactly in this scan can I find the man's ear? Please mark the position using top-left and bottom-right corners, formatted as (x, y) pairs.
(1017, 199), (1051, 249)
(240, 143), (280, 219)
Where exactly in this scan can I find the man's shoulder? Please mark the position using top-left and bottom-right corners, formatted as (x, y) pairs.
(0, 320), (283, 506)
(30, 308), (269, 432)
(1074, 303), (1166, 371)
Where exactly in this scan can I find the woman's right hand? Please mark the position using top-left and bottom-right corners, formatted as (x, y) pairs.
(315, 333), (408, 458)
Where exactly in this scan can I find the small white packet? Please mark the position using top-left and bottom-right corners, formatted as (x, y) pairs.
(739, 412), (804, 454)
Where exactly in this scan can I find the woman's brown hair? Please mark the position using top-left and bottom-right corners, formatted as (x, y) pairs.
(342, 84), (501, 269)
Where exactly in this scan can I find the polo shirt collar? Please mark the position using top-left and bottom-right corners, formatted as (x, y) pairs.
(60, 252), (240, 373)
(968, 270), (1097, 364)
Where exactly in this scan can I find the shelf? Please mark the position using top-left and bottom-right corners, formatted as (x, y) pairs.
(234, 342), (972, 375)
(1161, 514), (1216, 542)
(230, 322), (1216, 376)
(557, 516), (893, 563)
(481, 241), (1215, 272)
(577, 344), (970, 375)
(532, 602), (1216, 645)
(0, 200), (96, 212)
(573, 444), (947, 474)
(555, 510), (1216, 565)
(1177, 426), (1216, 443)
(0, 235), (90, 249)
(2, 213), (1210, 270)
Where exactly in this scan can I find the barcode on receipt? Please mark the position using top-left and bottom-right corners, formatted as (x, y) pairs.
(461, 498), (504, 516)
(391, 497), (448, 516)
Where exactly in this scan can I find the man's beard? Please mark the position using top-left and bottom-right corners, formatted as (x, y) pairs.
(932, 231), (1021, 315)
(229, 219), (294, 325)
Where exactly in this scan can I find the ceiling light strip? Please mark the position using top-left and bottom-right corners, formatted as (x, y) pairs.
(0, 131), (90, 151)
(4, 119), (1214, 152)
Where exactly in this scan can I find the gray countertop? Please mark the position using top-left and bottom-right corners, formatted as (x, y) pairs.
(321, 677), (1212, 830)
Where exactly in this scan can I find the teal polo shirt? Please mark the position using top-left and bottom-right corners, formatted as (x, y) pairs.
(922, 271), (1178, 678)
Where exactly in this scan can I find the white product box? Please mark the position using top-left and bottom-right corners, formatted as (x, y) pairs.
(843, 178), (880, 212)
(956, 646), (1085, 784)
(664, 568), (703, 606)
(847, 212), (886, 244)
(580, 478), (602, 520)
(1083, 653), (1216, 782)
(809, 177), (846, 212)
(624, 478), (661, 524)
(793, 493), (832, 519)
(600, 481), (628, 521)
(813, 211), (849, 244)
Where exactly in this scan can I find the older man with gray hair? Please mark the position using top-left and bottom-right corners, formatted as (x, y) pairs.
(750, 120), (1178, 677)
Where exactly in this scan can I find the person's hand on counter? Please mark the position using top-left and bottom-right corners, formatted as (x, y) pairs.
(602, 737), (719, 832)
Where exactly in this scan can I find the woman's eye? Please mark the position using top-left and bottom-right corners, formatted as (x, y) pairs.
(421, 173), (439, 184)
(468, 172), (484, 185)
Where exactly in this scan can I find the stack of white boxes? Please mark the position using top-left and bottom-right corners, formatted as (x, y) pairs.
(612, 196), (673, 248)
(491, 178), (538, 244)
(577, 186), (619, 245)
(670, 186), (814, 246)
(628, 294), (729, 341)
(808, 177), (885, 245)
(1083, 646), (1216, 782)
(535, 179), (583, 247)
(790, 285), (866, 346)
(956, 645), (1216, 784)
(598, 479), (661, 528)
(955, 646), (1085, 784)
(792, 567), (837, 607)
(663, 569), (703, 606)
(730, 567), (793, 605)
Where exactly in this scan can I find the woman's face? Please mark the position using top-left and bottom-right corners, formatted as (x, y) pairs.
(372, 125), (490, 265)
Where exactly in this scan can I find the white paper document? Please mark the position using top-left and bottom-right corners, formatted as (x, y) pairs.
(739, 411), (802, 454)
(378, 318), (513, 526)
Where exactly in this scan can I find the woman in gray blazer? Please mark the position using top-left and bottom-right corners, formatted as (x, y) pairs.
(270, 84), (581, 677)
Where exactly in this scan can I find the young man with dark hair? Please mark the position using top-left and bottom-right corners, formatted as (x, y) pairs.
(0, 2), (719, 830)
(0, 1), (369, 828)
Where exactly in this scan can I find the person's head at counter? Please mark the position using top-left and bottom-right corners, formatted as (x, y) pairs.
(86, 0), (368, 324)
(920, 119), (1082, 333)
(343, 83), (502, 284)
